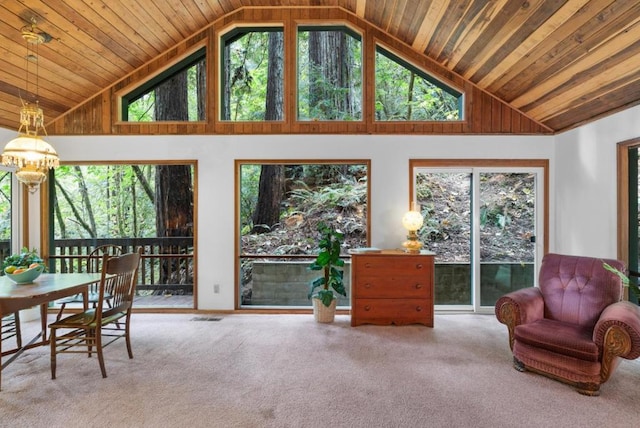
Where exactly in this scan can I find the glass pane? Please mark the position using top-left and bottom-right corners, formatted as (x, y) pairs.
(417, 171), (471, 305)
(222, 30), (284, 121)
(479, 173), (536, 306)
(239, 163), (368, 307)
(297, 28), (362, 121)
(0, 170), (12, 261)
(375, 47), (461, 121)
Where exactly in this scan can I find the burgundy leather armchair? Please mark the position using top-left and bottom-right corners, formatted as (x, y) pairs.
(495, 253), (640, 395)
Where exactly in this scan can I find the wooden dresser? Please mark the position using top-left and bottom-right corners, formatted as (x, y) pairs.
(350, 250), (434, 327)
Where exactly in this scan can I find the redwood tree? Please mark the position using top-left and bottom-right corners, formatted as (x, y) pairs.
(252, 32), (285, 234)
(154, 71), (195, 284)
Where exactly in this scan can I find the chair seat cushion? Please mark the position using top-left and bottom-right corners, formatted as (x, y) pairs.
(514, 319), (599, 362)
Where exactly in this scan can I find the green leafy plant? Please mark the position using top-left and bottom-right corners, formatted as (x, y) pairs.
(308, 223), (346, 307)
(602, 262), (640, 299)
(2, 247), (44, 273)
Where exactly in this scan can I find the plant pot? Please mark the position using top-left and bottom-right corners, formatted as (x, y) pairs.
(312, 297), (337, 323)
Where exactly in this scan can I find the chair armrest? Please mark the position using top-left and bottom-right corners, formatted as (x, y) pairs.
(594, 301), (640, 360)
(494, 287), (544, 350)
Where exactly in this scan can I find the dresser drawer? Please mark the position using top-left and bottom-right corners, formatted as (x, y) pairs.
(352, 298), (433, 326)
(353, 276), (430, 298)
(354, 256), (432, 275)
(350, 251), (435, 327)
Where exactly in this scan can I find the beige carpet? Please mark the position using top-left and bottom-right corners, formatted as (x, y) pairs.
(1, 313), (639, 428)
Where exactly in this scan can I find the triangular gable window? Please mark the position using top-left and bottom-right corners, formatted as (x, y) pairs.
(121, 47), (206, 122)
(375, 45), (463, 121)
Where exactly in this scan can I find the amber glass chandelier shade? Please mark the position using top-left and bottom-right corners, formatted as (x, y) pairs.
(1, 105), (60, 193)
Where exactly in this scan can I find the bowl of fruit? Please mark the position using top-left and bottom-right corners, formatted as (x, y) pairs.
(4, 263), (45, 284)
(2, 248), (46, 285)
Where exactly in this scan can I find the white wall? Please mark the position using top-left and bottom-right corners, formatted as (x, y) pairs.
(6, 104), (640, 310)
(21, 133), (551, 310)
(554, 104), (640, 258)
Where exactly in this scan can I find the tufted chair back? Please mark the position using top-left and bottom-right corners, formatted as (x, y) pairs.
(538, 253), (624, 328)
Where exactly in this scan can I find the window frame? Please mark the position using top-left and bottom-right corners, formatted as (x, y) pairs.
(410, 159), (549, 313)
(235, 159), (371, 310)
(40, 160), (198, 310)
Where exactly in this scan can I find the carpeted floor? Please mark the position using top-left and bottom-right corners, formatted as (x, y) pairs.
(1, 313), (639, 428)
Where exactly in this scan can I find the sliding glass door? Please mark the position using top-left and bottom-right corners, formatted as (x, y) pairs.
(415, 166), (543, 312)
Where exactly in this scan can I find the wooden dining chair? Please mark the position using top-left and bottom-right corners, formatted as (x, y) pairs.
(55, 244), (123, 321)
(1, 312), (22, 349)
(49, 247), (142, 379)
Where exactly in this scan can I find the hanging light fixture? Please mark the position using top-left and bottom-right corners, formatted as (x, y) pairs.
(1, 19), (59, 193)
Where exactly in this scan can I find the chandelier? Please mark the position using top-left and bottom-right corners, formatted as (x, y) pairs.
(1, 20), (59, 193)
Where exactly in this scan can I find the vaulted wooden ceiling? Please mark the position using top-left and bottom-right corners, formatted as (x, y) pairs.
(0, 0), (638, 134)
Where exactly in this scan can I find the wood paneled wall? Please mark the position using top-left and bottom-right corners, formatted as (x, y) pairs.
(49, 7), (551, 136)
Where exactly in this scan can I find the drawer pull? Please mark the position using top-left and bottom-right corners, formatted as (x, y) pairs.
(364, 283), (372, 289)
(364, 263), (372, 268)
(415, 263), (423, 269)
(364, 305), (371, 311)
(416, 306), (422, 312)
(415, 283), (423, 289)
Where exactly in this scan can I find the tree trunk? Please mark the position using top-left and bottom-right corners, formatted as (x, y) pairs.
(308, 31), (352, 119)
(265, 32), (284, 121)
(251, 32), (285, 234)
(155, 165), (193, 238)
(155, 71), (188, 121)
(154, 73), (195, 286)
(223, 42), (231, 120)
(252, 165), (284, 233)
(197, 60), (206, 121)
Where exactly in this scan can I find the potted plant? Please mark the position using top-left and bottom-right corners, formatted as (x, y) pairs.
(308, 223), (346, 323)
(603, 262), (640, 302)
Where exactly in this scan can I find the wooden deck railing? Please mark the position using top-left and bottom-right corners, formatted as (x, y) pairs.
(49, 238), (194, 295)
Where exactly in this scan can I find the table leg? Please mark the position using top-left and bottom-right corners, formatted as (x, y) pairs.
(1, 308), (49, 390)
(40, 304), (47, 342)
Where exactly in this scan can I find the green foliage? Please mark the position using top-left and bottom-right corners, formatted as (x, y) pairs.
(289, 179), (367, 217)
(602, 262), (640, 299)
(375, 50), (460, 121)
(53, 164), (160, 239)
(480, 205), (510, 229)
(239, 165), (261, 232)
(224, 31), (274, 120)
(128, 93), (155, 121)
(0, 170), (12, 241)
(2, 248), (44, 272)
(308, 223), (346, 307)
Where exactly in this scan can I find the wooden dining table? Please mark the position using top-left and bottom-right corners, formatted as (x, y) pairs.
(0, 272), (103, 390)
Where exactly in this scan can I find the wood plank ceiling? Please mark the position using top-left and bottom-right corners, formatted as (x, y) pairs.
(0, 0), (638, 134)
